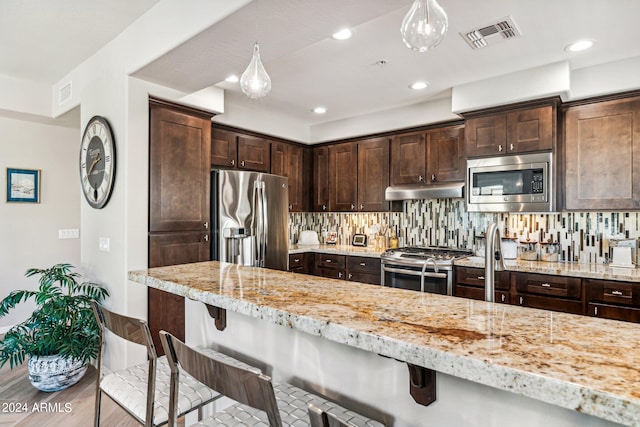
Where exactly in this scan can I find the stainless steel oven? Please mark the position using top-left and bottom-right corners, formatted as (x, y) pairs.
(380, 247), (472, 295)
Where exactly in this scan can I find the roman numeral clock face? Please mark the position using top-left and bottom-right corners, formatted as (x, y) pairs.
(79, 116), (116, 209)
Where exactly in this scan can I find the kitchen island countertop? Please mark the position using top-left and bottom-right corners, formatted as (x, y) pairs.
(129, 260), (640, 426)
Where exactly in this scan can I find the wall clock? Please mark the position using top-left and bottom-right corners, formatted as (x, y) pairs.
(79, 116), (116, 209)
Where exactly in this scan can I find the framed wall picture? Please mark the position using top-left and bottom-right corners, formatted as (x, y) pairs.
(6, 168), (40, 203)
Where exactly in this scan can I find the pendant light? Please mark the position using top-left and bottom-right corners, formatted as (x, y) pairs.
(240, 42), (272, 99)
(240, 0), (271, 99)
(400, 0), (448, 52)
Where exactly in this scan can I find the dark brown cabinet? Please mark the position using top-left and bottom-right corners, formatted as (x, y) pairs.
(454, 267), (509, 303)
(271, 142), (308, 212)
(329, 142), (358, 212)
(347, 256), (381, 285)
(289, 253), (310, 274)
(390, 131), (426, 185)
(511, 272), (582, 314)
(390, 125), (465, 186)
(211, 126), (270, 172)
(357, 138), (390, 211)
(313, 146), (330, 212)
(564, 96), (640, 210)
(584, 279), (640, 323)
(149, 100), (212, 355)
(465, 104), (554, 157)
(314, 253), (347, 279)
(427, 125), (466, 183)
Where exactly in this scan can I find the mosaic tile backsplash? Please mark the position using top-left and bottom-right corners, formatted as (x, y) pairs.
(289, 199), (640, 264)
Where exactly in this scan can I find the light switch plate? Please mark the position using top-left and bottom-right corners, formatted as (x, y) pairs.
(99, 237), (110, 252)
(58, 229), (79, 239)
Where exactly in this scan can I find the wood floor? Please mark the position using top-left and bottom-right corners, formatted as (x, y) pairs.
(0, 362), (140, 427)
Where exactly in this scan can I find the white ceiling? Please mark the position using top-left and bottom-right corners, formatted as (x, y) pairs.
(2, 0), (640, 130)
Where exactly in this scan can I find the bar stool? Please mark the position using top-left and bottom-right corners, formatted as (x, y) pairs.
(308, 404), (352, 427)
(91, 302), (260, 426)
(160, 331), (384, 427)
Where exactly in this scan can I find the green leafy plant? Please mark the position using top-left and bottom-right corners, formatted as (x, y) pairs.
(0, 263), (109, 368)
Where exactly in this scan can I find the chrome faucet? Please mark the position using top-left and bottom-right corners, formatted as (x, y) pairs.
(485, 223), (505, 302)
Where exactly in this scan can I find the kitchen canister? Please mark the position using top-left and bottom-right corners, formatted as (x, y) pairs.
(500, 237), (518, 259)
(518, 239), (539, 261)
(540, 240), (560, 262)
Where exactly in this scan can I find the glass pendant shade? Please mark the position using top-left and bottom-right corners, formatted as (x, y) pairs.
(240, 42), (272, 99)
(400, 0), (448, 52)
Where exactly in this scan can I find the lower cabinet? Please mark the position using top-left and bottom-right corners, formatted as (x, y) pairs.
(289, 252), (381, 285)
(511, 272), (582, 315)
(314, 253), (347, 279)
(584, 279), (640, 322)
(347, 256), (381, 285)
(288, 253), (311, 274)
(454, 267), (509, 303)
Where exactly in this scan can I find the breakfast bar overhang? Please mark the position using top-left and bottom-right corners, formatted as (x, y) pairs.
(129, 261), (639, 427)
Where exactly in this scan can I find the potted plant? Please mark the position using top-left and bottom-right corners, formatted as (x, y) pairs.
(0, 263), (109, 392)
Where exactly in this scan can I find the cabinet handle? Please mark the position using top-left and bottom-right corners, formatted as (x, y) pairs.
(230, 159), (235, 166)
(338, 272), (343, 278)
(289, 204), (293, 210)
(322, 204), (327, 211)
(203, 234), (209, 242)
(360, 262), (366, 266)
(348, 273), (353, 279)
(418, 175), (424, 182)
(360, 204), (364, 210)
(612, 290), (623, 296)
(509, 143), (514, 151)
(294, 258), (300, 263)
(519, 296), (524, 305)
(203, 222), (209, 229)
(498, 144), (503, 152)
(351, 204), (355, 210)
(240, 160), (245, 167)
(541, 283), (551, 287)
(594, 306), (599, 316)
(501, 294), (506, 302)
(325, 259), (332, 263)
(477, 276), (485, 280)
(431, 174), (436, 181)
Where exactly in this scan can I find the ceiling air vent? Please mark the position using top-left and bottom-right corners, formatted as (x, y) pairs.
(58, 81), (72, 105)
(460, 16), (521, 50)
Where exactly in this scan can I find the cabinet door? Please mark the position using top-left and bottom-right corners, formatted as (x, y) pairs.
(390, 132), (426, 184)
(565, 97), (640, 210)
(313, 146), (330, 211)
(357, 138), (389, 211)
(211, 127), (238, 168)
(329, 143), (358, 211)
(506, 105), (554, 153)
(149, 105), (211, 232)
(287, 145), (305, 212)
(427, 125), (465, 183)
(465, 114), (507, 157)
(237, 135), (270, 172)
(270, 141), (288, 177)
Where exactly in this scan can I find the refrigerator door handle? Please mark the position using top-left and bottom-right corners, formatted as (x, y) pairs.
(260, 182), (268, 268)
(252, 180), (262, 267)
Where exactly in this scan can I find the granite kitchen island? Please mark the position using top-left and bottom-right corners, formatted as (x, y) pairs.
(129, 261), (639, 427)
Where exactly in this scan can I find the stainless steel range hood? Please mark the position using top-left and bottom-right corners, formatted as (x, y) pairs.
(385, 182), (464, 201)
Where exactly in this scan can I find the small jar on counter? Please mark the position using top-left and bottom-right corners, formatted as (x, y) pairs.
(539, 240), (561, 262)
(518, 239), (539, 261)
(474, 234), (485, 257)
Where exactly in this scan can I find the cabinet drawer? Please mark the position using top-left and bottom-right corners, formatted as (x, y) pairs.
(315, 267), (346, 280)
(456, 267), (510, 290)
(587, 302), (640, 323)
(347, 272), (381, 285)
(513, 293), (582, 315)
(513, 273), (581, 299)
(289, 253), (305, 269)
(315, 254), (346, 270)
(585, 279), (637, 306)
(347, 256), (381, 274)
(454, 285), (509, 303)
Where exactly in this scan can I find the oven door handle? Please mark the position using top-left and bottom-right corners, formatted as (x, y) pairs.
(381, 266), (448, 279)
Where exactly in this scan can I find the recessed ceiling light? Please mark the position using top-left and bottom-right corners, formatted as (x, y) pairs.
(565, 39), (594, 52)
(332, 28), (353, 40)
(410, 81), (429, 90)
(225, 75), (239, 83)
(312, 106), (327, 114)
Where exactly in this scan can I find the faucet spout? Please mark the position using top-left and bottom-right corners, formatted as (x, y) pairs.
(485, 222), (505, 302)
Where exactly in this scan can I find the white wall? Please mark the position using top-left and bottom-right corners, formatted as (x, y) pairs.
(0, 116), (80, 332)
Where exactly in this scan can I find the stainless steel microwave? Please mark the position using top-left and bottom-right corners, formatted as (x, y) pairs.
(466, 152), (555, 212)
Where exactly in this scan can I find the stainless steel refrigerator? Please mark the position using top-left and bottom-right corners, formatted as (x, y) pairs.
(211, 170), (289, 271)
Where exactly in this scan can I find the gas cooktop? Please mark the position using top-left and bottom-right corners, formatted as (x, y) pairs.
(381, 246), (473, 265)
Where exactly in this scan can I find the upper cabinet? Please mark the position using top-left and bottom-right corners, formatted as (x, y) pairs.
(329, 142), (358, 211)
(357, 137), (390, 211)
(564, 95), (640, 210)
(465, 103), (555, 157)
(271, 141), (309, 212)
(211, 126), (270, 172)
(390, 124), (465, 185)
(313, 146), (330, 212)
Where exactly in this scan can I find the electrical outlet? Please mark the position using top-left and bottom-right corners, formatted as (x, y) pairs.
(99, 237), (110, 252)
(58, 229), (79, 239)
